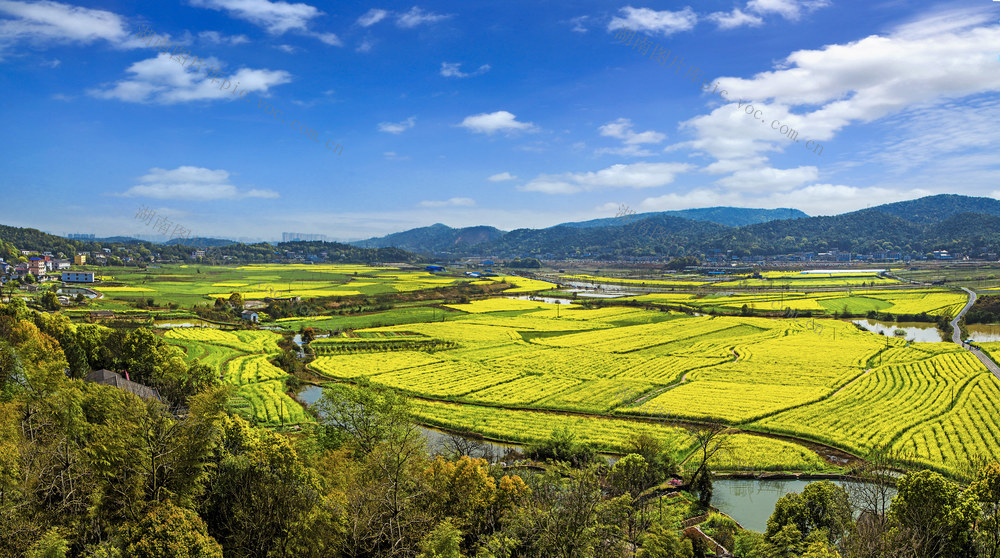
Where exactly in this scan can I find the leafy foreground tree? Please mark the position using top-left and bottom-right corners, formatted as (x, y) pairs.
(122, 501), (223, 558)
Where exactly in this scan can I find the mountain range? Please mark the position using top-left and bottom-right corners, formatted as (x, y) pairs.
(348, 195), (1000, 259)
(5, 194), (1000, 262)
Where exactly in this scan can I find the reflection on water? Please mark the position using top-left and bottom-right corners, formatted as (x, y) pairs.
(967, 324), (1000, 343)
(713, 479), (893, 532)
(852, 320), (943, 343)
(298, 384), (324, 405)
(56, 287), (98, 299)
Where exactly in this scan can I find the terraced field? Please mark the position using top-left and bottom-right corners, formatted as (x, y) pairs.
(634, 288), (966, 317)
(307, 296), (1000, 476)
(163, 328), (306, 426)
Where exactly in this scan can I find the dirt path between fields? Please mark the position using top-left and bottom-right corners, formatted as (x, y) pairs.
(952, 287), (1000, 381)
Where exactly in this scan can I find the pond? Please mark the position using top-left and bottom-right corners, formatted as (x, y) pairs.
(967, 324), (1000, 342)
(713, 478), (894, 533)
(851, 320), (943, 343)
(56, 287), (99, 299)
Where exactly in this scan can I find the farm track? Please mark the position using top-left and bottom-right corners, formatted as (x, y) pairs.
(952, 287), (1000, 381)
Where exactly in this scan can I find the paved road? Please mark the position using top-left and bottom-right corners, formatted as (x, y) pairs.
(952, 287), (1000, 380)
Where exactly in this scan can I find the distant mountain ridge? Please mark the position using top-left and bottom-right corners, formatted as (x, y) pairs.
(6, 194), (1000, 262)
(347, 194), (1000, 259)
(561, 206), (808, 229)
(349, 223), (505, 253)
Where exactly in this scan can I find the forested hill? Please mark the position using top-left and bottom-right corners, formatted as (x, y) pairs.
(0, 224), (421, 265)
(560, 206), (808, 229)
(863, 194), (1000, 224)
(366, 194), (1000, 259)
(349, 223), (505, 253)
(7, 194), (1000, 262)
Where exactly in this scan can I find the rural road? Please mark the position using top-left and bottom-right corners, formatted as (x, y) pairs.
(952, 287), (1000, 380)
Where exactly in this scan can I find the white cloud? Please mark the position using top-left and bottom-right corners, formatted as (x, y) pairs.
(521, 162), (694, 195)
(0, 0), (129, 47)
(756, 184), (932, 215)
(707, 8), (763, 30)
(309, 31), (341, 45)
(638, 189), (734, 211)
(89, 54), (291, 104)
(418, 197), (475, 208)
(275, 43), (296, 53)
(188, 0), (322, 34)
(122, 166), (279, 200)
(459, 110), (535, 135)
(440, 62), (490, 78)
(357, 8), (389, 27)
(488, 172), (517, 182)
(396, 6), (450, 28)
(715, 165), (819, 191)
(746, 0), (828, 21)
(669, 6), (1000, 205)
(607, 6), (697, 36)
(568, 15), (589, 33)
(597, 118), (666, 157)
(355, 38), (374, 52)
(377, 116), (416, 134)
(198, 30), (249, 45)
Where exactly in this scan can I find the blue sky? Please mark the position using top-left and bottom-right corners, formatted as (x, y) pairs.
(1, 0), (999, 242)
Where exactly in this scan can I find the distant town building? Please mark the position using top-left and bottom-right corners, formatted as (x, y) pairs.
(62, 271), (95, 283)
(68, 233), (95, 240)
(282, 232), (328, 242)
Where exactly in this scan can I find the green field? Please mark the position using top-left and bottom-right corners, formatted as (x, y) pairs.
(79, 264), (998, 476)
(162, 328), (307, 425)
(304, 294), (998, 476)
(79, 263), (479, 307)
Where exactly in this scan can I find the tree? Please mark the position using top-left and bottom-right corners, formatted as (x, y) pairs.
(888, 469), (978, 558)
(625, 431), (679, 489)
(201, 415), (341, 558)
(687, 424), (730, 507)
(41, 291), (59, 311)
(122, 501), (223, 558)
(73, 293), (85, 304)
(313, 384), (416, 455)
(971, 462), (1000, 558)
(26, 528), (70, 558)
(525, 426), (596, 467)
(417, 518), (462, 558)
(639, 508), (693, 558)
(228, 292), (244, 310)
(610, 454), (649, 496)
(765, 481), (851, 548)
